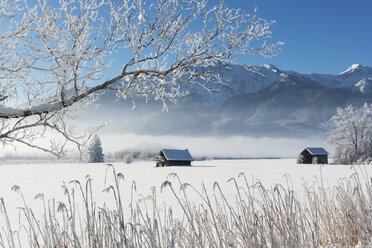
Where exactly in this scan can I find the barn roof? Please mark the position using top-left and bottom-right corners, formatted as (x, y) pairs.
(305, 147), (329, 155)
(161, 149), (193, 161)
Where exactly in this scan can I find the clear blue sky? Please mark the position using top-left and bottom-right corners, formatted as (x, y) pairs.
(223, 0), (372, 74)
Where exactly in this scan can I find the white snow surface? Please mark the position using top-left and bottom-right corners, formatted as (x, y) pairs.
(0, 159), (370, 227)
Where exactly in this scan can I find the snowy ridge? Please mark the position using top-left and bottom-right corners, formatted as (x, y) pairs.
(340, 64), (372, 75)
(354, 78), (372, 94)
(183, 63), (372, 107)
(89, 63), (372, 138)
(181, 63), (284, 107)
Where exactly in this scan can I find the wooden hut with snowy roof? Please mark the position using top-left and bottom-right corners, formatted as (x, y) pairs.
(297, 147), (328, 164)
(156, 149), (193, 167)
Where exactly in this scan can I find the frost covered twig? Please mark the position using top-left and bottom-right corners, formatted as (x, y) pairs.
(0, 0), (281, 156)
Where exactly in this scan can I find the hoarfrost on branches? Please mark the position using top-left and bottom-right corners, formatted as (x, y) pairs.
(0, 0), (281, 156)
(328, 103), (372, 164)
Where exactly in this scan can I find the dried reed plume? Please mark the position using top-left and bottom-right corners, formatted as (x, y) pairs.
(0, 164), (371, 247)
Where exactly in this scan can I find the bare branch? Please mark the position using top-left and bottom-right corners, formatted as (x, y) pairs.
(0, 0), (281, 156)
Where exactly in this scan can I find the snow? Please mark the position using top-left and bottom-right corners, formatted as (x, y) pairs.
(340, 63), (363, 74)
(1, 158), (372, 248)
(354, 78), (372, 93)
(0, 159), (371, 226)
(138, 13), (145, 22)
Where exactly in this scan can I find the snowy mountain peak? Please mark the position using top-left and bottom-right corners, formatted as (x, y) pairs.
(340, 64), (372, 75)
(190, 63), (372, 100)
(349, 64), (361, 70)
(247, 64), (279, 72)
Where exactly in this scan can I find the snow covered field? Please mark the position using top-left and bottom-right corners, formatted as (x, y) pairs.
(1, 158), (372, 247)
(0, 158), (369, 221)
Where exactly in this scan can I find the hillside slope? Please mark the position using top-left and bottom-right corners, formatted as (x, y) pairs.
(85, 63), (372, 138)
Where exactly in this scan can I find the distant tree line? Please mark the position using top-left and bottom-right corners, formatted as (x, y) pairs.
(105, 147), (161, 164)
(105, 147), (211, 164)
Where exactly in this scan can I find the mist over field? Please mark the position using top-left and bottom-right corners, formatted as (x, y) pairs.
(100, 133), (331, 158)
(0, 131), (332, 162)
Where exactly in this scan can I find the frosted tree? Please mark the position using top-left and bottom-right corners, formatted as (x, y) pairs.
(328, 103), (372, 164)
(87, 135), (104, 163)
(0, 0), (282, 157)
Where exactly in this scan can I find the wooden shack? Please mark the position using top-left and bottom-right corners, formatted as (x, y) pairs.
(297, 147), (328, 164)
(156, 149), (193, 167)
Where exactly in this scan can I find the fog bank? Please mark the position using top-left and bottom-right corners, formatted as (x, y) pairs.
(0, 133), (333, 162)
(101, 133), (332, 159)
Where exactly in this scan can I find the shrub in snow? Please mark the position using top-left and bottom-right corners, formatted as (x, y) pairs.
(87, 135), (104, 163)
(297, 154), (305, 164)
(123, 153), (133, 164)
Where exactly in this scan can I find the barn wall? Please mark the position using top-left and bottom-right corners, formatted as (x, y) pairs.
(156, 161), (166, 167)
(298, 150), (312, 164)
(156, 158), (192, 167)
(156, 152), (167, 167)
(310, 155), (328, 164)
(168, 160), (192, 166)
(298, 150), (328, 164)
(314, 155), (328, 164)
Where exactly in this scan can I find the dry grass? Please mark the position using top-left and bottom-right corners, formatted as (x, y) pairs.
(0, 164), (372, 247)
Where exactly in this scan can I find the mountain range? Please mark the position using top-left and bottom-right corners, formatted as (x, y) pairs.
(86, 63), (372, 138)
